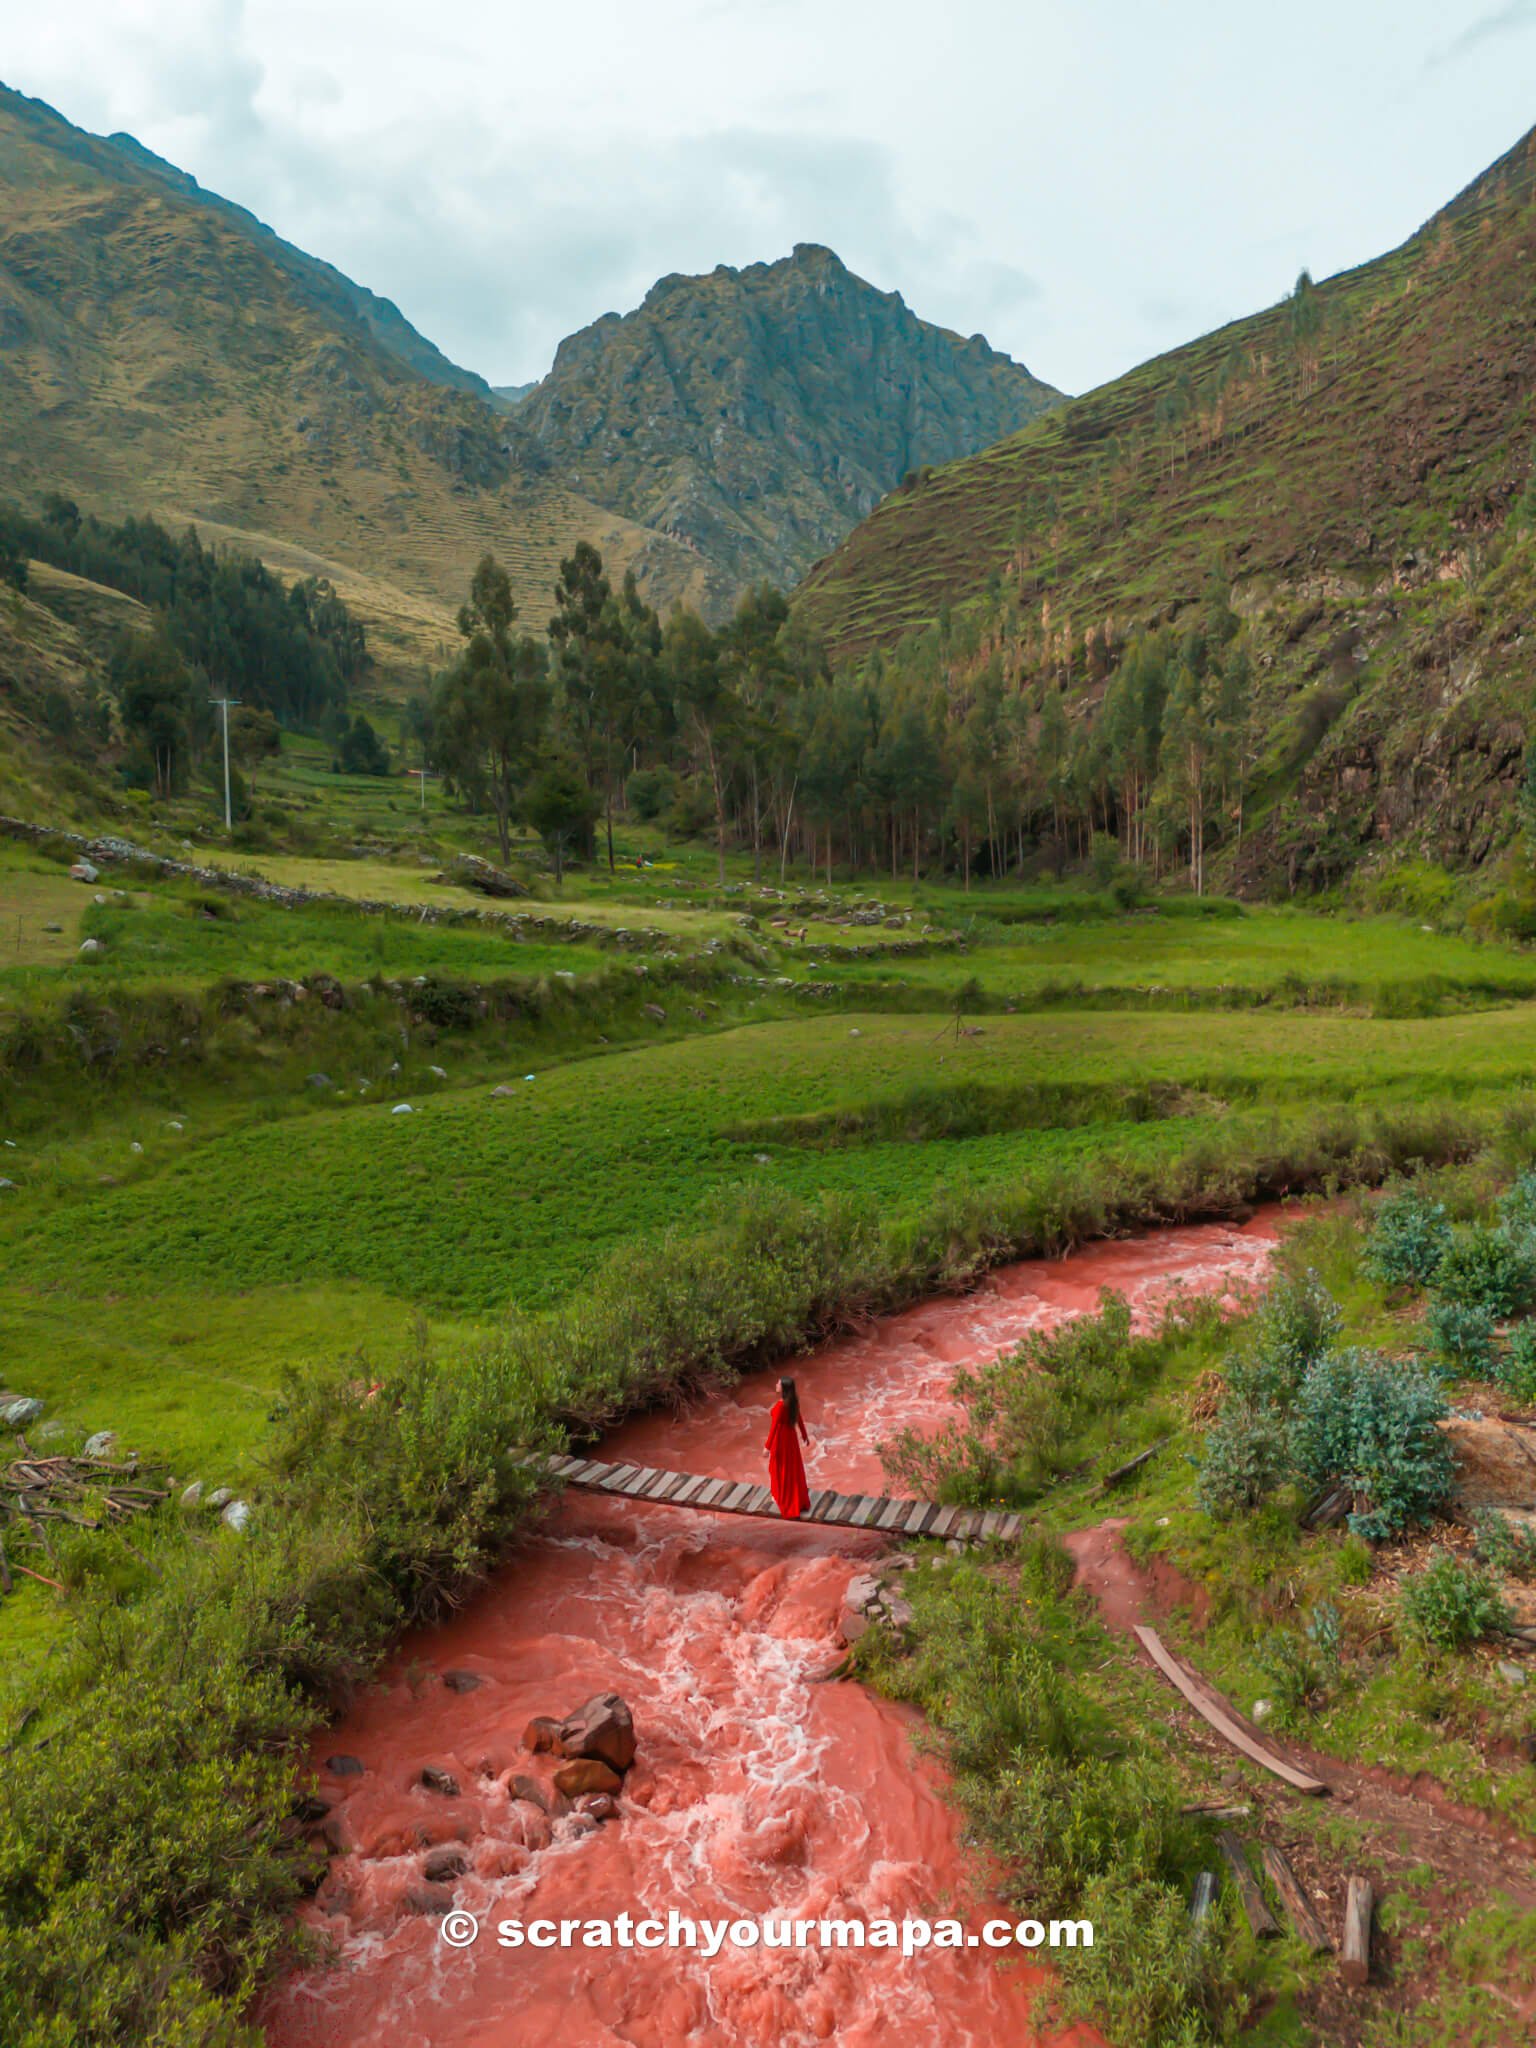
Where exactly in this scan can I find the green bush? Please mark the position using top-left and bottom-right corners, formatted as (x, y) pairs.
(1399, 1550), (1509, 1650)
(1425, 1297), (1497, 1375)
(1497, 1169), (1536, 1232)
(1290, 1348), (1454, 1540)
(1228, 1269), (1341, 1406)
(1431, 1223), (1536, 1318)
(1196, 1399), (1292, 1519)
(1495, 1320), (1536, 1402)
(625, 765), (676, 821)
(1472, 1506), (1536, 1579)
(1364, 1186), (1451, 1287)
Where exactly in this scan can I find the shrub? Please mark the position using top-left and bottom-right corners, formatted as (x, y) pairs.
(1290, 1348), (1454, 1540)
(1364, 1186), (1451, 1287)
(1228, 1269), (1341, 1406)
(1400, 1550), (1509, 1650)
(1497, 1169), (1536, 1232)
(1495, 1320), (1536, 1403)
(625, 765), (676, 821)
(1431, 1223), (1536, 1319)
(1196, 1399), (1293, 1519)
(1424, 1297), (1497, 1376)
(1472, 1506), (1536, 1579)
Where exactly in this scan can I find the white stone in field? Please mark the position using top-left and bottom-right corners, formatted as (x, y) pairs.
(0, 1179), (14, 1191)
(429, 1066), (447, 1079)
(391, 1103), (413, 1115)
(180, 1481), (204, 1509)
(1251, 1699), (1274, 1725)
(1, 1396), (43, 1427)
(83, 1431), (117, 1459)
(129, 1141), (143, 1154)
(206, 1487), (233, 1510)
(79, 938), (100, 955)
(221, 1500), (252, 1533)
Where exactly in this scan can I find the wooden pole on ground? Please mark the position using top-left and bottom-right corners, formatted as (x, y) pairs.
(1259, 1844), (1332, 1953)
(1215, 1832), (1279, 1938)
(1341, 1876), (1374, 1986)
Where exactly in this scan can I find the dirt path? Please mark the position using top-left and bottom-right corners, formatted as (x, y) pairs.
(1065, 1518), (1536, 2042)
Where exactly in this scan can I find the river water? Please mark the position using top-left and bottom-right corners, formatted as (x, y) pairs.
(260, 1213), (1281, 2048)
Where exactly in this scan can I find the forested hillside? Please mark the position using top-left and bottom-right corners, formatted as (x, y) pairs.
(795, 125), (1536, 898)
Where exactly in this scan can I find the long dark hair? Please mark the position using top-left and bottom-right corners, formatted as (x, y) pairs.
(778, 1376), (800, 1428)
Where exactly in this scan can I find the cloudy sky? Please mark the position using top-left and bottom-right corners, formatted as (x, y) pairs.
(5, 1), (1534, 395)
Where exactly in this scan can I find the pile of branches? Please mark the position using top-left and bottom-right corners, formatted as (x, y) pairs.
(0, 1440), (170, 1594)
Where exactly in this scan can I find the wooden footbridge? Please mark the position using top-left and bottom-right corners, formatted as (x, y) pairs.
(529, 1453), (1024, 1545)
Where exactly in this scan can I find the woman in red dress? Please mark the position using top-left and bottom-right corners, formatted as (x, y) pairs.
(765, 1376), (811, 1519)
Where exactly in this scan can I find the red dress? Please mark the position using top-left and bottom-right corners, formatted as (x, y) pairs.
(765, 1399), (811, 1519)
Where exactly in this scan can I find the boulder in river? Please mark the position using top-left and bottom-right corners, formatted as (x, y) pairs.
(505, 1772), (550, 1812)
(442, 1669), (484, 1693)
(553, 1757), (623, 1798)
(325, 1754), (365, 1778)
(422, 1845), (468, 1882)
(402, 1884), (454, 1917)
(420, 1765), (461, 1797)
(575, 1792), (619, 1822)
(523, 1715), (563, 1754)
(558, 1692), (636, 1772)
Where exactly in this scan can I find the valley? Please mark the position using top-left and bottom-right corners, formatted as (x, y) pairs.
(2, 59), (1536, 2048)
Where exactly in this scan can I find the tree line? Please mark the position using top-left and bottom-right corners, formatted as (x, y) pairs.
(0, 496), (372, 799)
(424, 542), (1258, 894)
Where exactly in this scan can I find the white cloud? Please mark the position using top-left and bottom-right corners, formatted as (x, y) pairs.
(3, 0), (1532, 394)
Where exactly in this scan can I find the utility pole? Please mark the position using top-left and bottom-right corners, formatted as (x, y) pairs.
(210, 696), (241, 831)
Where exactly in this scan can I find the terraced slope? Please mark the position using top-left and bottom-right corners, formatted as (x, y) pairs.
(795, 125), (1536, 887)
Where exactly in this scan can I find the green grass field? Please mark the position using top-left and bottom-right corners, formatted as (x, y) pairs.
(7, 830), (1536, 2048)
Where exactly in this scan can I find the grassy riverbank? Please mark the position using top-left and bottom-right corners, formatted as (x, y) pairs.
(5, 836), (1536, 2046)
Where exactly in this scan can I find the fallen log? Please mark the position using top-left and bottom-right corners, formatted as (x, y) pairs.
(1259, 1844), (1333, 1953)
(1132, 1625), (1328, 1795)
(1096, 1438), (1170, 1493)
(1216, 1832), (1279, 1938)
(1341, 1876), (1374, 1986)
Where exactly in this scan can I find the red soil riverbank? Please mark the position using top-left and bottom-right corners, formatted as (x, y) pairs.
(260, 1213), (1283, 2048)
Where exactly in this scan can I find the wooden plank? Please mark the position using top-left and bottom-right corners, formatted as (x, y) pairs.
(1133, 1627), (1328, 1795)
(1216, 1833), (1280, 1939)
(806, 1490), (838, 1521)
(717, 1482), (755, 1514)
(1259, 1845), (1333, 1953)
(561, 1460), (604, 1485)
(978, 1511), (1004, 1541)
(950, 1513), (981, 1542)
(640, 1471), (681, 1500)
(671, 1474), (712, 1506)
(741, 1486), (776, 1516)
(620, 1467), (659, 1497)
(902, 1501), (938, 1537)
(597, 1465), (637, 1494)
(1095, 1436), (1169, 1494)
(850, 1497), (885, 1529)
(997, 1513), (1024, 1542)
(824, 1495), (862, 1526)
(928, 1506), (959, 1539)
(876, 1498), (909, 1531)
(694, 1479), (732, 1509)
(1341, 1877), (1373, 1986)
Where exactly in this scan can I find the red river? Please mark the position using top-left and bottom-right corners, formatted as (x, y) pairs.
(260, 1213), (1282, 2048)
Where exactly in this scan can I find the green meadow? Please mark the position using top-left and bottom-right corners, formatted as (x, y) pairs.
(5, 831), (1536, 2048)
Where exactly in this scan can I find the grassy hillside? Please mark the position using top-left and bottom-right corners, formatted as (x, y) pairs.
(795, 127), (1536, 891)
(0, 85), (715, 678)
